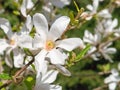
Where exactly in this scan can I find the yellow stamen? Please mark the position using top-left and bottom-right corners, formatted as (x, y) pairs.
(45, 40), (55, 51)
(10, 39), (15, 45)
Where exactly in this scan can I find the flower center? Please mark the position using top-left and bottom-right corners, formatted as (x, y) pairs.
(45, 40), (55, 51)
(10, 39), (15, 45)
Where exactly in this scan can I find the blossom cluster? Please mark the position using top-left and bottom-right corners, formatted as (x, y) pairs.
(0, 0), (120, 90)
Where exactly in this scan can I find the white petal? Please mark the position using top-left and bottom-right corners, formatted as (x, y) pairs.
(35, 49), (48, 76)
(111, 69), (119, 77)
(104, 75), (113, 84)
(20, 15), (33, 34)
(27, 0), (34, 9)
(108, 82), (117, 90)
(83, 30), (95, 44)
(101, 51), (113, 62)
(48, 16), (70, 41)
(50, 0), (71, 8)
(33, 13), (48, 40)
(110, 19), (118, 30)
(93, 0), (99, 12)
(0, 18), (13, 39)
(47, 49), (67, 65)
(0, 39), (9, 54)
(13, 48), (25, 68)
(57, 38), (84, 51)
(54, 64), (71, 76)
(86, 5), (93, 11)
(18, 35), (33, 49)
(50, 85), (62, 90)
(34, 82), (50, 90)
(104, 48), (116, 54)
(26, 15), (33, 32)
(20, 0), (34, 17)
(98, 9), (112, 18)
(5, 48), (13, 68)
(20, 0), (27, 17)
(33, 34), (45, 49)
(42, 70), (58, 83)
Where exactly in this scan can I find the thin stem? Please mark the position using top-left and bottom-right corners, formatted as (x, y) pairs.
(27, 0), (40, 15)
(0, 57), (35, 89)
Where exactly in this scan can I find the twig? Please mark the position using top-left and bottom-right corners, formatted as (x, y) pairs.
(0, 57), (35, 89)
(99, 36), (120, 49)
(27, 0), (40, 15)
(62, 9), (84, 37)
(93, 84), (108, 90)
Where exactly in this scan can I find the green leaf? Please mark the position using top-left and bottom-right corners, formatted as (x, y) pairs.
(103, 64), (110, 72)
(23, 48), (33, 56)
(26, 76), (33, 82)
(69, 11), (75, 23)
(75, 44), (91, 61)
(73, 0), (80, 12)
(13, 10), (20, 15)
(0, 73), (11, 80)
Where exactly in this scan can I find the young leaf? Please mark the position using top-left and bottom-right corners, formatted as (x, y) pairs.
(75, 44), (91, 61)
(0, 73), (11, 80)
(73, 0), (80, 12)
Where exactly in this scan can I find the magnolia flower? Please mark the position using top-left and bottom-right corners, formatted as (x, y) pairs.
(104, 69), (120, 90)
(42, 0), (71, 25)
(83, 30), (101, 46)
(96, 18), (118, 37)
(83, 30), (116, 62)
(83, 0), (111, 20)
(42, 2), (58, 25)
(33, 13), (84, 74)
(34, 70), (62, 90)
(44, 0), (71, 8)
(0, 15), (33, 68)
(49, 0), (71, 8)
(20, 0), (34, 17)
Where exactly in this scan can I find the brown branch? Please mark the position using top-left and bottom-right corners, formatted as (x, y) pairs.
(93, 84), (108, 90)
(82, 36), (120, 60)
(27, 0), (40, 15)
(62, 9), (84, 37)
(0, 57), (35, 89)
(99, 36), (120, 49)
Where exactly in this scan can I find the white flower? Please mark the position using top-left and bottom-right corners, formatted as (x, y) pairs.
(49, 0), (71, 8)
(0, 15), (33, 68)
(96, 18), (118, 37)
(42, 2), (57, 25)
(34, 70), (62, 90)
(101, 42), (116, 62)
(84, 0), (111, 20)
(33, 13), (84, 74)
(83, 30), (101, 46)
(83, 30), (116, 62)
(42, 0), (71, 24)
(104, 69), (120, 90)
(20, 0), (34, 17)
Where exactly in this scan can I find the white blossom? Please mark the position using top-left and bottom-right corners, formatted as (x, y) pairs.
(83, 0), (111, 20)
(20, 0), (34, 17)
(104, 69), (120, 90)
(83, 30), (116, 62)
(33, 13), (84, 75)
(96, 18), (118, 37)
(34, 70), (62, 90)
(0, 15), (33, 68)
